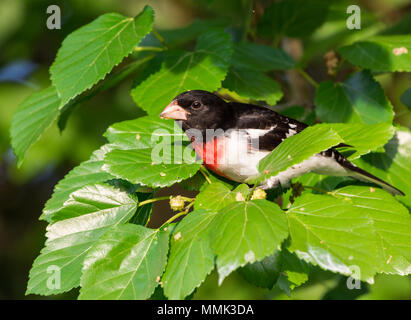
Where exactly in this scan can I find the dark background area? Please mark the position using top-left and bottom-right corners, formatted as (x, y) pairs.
(0, 0), (410, 300)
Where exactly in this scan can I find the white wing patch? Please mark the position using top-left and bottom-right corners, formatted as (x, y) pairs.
(244, 125), (276, 139)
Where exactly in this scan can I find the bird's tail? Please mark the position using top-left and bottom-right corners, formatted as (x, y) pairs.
(346, 164), (404, 196)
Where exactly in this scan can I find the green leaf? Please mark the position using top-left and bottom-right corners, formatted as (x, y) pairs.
(280, 106), (313, 125)
(26, 183), (138, 295)
(195, 182), (249, 211)
(50, 7), (154, 104)
(294, 173), (350, 194)
(258, 0), (329, 38)
(103, 147), (202, 188)
(41, 145), (115, 222)
(339, 35), (411, 72)
(104, 116), (186, 150)
(353, 127), (411, 208)
(159, 18), (229, 48)
(251, 125), (344, 184)
(130, 192), (154, 225)
(379, 12), (411, 35)
(209, 200), (288, 283)
(57, 55), (154, 132)
(400, 88), (411, 108)
(231, 43), (295, 71)
(315, 71), (394, 124)
(329, 123), (395, 160)
(10, 86), (61, 167)
(238, 252), (281, 289)
(79, 224), (169, 300)
(132, 29), (232, 115)
(162, 209), (216, 300)
(223, 66), (283, 105)
(52, 183), (138, 221)
(287, 185), (411, 283)
(321, 276), (369, 300)
(277, 248), (310, 294)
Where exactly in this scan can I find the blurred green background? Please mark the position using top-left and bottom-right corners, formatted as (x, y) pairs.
(0, 0), (410, 300)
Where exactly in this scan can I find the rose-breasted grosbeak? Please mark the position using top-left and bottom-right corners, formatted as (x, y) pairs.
(160, 90), (404, 196)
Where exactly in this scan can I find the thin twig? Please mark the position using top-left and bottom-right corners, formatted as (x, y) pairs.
(297, 68), (319, 88)
(152, 29), (168, 49)
(161, 202), (194, 227)
(200, 166), (212, 184)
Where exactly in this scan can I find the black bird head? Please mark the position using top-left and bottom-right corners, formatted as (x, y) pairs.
(160, 90), (230, 134)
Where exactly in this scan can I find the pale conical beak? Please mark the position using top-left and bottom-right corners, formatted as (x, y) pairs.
(160, 101), (189, 120)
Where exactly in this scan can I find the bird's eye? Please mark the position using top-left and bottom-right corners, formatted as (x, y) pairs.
(191, 101), (202, 109)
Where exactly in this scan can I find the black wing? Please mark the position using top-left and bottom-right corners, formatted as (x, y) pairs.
(228, 102), (308, 151)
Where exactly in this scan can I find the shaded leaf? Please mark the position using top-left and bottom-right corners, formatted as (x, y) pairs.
(132, 29), (232, 115)
(339, 35), (411, 72)
(238, 252), (281, 289)
(258, 0), (329, 38)
(400, 88), (411, 108)
(231, 42), (295, 71)
(159, 19), (229, 48)
(315, 71), (394, 124)
(277, 248), (310, 295)
(223, 66), (283, 105)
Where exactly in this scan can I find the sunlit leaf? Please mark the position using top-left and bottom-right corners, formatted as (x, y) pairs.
(10, 86), (60, 167)
(26, 184), (138, 295)
(50, 7), (154, 104)
(210, 200), (288, 283)
(287, 186), (411, 283)
(79, 224), (168, 300)
(162, 209), (216, 299)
